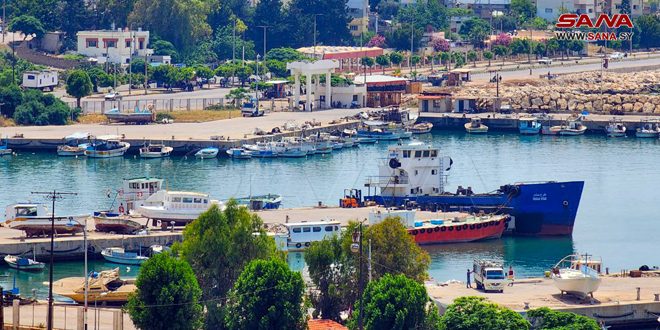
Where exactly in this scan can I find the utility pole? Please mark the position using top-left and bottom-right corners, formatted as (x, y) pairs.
(256, 54), (260, 111)
(232, 18), (236, 63)
(257, 25), (269, 61)
(2, 0), (6, 43)
(129, 31), (134, 95)
(144, 49), (147, 95)
(31, 190), (77, 330)
(358, 222), (364, 330)
(410, 19), (414, 71)
(313, 14), (323, 59)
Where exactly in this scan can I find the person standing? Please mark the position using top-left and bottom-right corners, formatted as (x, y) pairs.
(507, 265), (515, 286)
(466, 268), (472, 288)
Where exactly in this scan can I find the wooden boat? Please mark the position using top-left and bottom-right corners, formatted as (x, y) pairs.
(53, 268), (136, 304)
(408, 214), (509, 245)
(3, 203), (86, 237)
(84, 135), (130, 158)
(518, 117), (542, 135)
(93, 211), (144, 234)
(551, 254), (602, 298)
(635, 120), (660, 138)
(411, 122), (433, 134)
(104, 106), (155, 124)
(4, 255), (45, 271)
(139, 143), (173, 158)
(551, 118), (587, 136)
(195, 147), (219, 159)
(101, 247), (148, 265)
(606, 120), (626, 137)
(235, 194), (282, 210)
(464, 118), (488, 134)
(57, 132), (89, 156)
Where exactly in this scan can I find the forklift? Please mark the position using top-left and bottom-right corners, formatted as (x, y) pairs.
(340, 189), (362, 208)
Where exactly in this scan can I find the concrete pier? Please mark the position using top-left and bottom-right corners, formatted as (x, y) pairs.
(419, 112), (660, 134)
(428, 275), (660, 328)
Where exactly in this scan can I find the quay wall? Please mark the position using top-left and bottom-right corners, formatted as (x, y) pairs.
(0, 232), (182, 261)
(5, 121), (359, 154)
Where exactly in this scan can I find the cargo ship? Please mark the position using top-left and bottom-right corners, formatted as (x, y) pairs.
(361, 141), (584, 236)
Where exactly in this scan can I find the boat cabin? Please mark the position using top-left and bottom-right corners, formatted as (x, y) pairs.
(121, 177), (164, 211)
(285, 221), (341, 245)
(4, 203), (49, 221)
(469, 118), (483, 128)
(142, 190), (211, 209)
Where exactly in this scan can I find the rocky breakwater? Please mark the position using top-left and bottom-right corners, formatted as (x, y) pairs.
(459, 70), (660, 114)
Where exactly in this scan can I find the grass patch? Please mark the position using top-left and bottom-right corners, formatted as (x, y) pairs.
(163, 109), (242, 123)
(62, 53), (86, 61)
(0, 117), (16, 127)
(76, 114), (107, 124)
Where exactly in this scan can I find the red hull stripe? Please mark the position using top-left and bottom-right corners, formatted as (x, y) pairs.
(409, 220), (506, 245)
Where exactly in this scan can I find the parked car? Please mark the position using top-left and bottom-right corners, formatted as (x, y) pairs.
(104, 91), (122, 101)
(608, 52), (624, 60)
(538, 57), (552, 65)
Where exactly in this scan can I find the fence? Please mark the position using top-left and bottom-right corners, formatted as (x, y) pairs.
(2, 301), (133, 330)
(71, 98), (227, 114)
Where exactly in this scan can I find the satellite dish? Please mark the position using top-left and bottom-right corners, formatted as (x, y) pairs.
(389, 158), (401, 169)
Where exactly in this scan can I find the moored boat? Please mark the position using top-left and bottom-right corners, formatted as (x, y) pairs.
(635, 120), (659, 138)
(552, 117), (587, 136)
(3, 203), (87, 237)
(357, 120), (410, 140)
(273, 220), (342, 251)
(57, 132), (89, 156)
(136, 190), (223, 226)
(104, 106), (155, 124)
(0, 138), (12, 156)
(195, 147), (219, 159)
(606, 119), (626, 137)
(4, 255), (45, 271)
(53, 268), (136, 304)
(518, 117), (542, 135)
(139, 143), (173, 158)
(84, 135), (130, 158)
(551, 254), (602, 298)
(411, 122), (433, 134)
(101, 247), (148, 265)
(408, 214), (509, 245)
(226, 148), (253, 159)
(464, 118), (488, 134)
(93, 211), (144, 234)
(235, 194), (282, 210)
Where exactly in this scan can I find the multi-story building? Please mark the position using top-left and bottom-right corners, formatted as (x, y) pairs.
(348, 0), (369, 37)
(76, 28), (153, 64)
(536, 0), (648, 21)
(447, 0), (511, 19)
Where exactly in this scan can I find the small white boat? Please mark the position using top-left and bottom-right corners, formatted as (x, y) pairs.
(606, 120), (626, 137)
(465, 118), (488, 134)
(139, 143), (173, 158)
(4, 203), (87, 237)
(552, 118), (587, 136)
(635, 121), (660, 138)
(101, 247), (148, 265)
(136, 190), (223, 226)
(226, 148), (253, 159)
(551, 254), (602, 298)
(272, 220), (342, 251)
(411, 122), (433, 134)
(57, 132), (89, 156)
(84, 135), (130, 158)
(280, 147), (307, 158)
(4, 255), (45, 271)
(195, 147), (219, 159)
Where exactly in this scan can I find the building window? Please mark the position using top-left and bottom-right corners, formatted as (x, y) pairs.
(431, 169), (437, 175)
(106, 40), (117, 48)
(633, 5), (638, 9)
(352, 95), (358, 101)
(125, 40), (131, 48)
(422, 150), (430, 157)
(403, 150), (411, 158)
(350, 25), (358, 31)
(325, 226), (334, 232)
(139, 40), (144, 49)
(313, 227), (321, 232)
(86, 40), (97, 48)
(303, 227), (311, 232)
(293, 228), (301, 233)
(588, 8), (593, 13)
(320, 95), (325, 102)
(414, 150), (422, 158)
(545, 8), (553, 13)
(430, 150), (438, 157)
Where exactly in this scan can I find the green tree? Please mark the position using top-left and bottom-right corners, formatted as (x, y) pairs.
(215, 63), (237, 87)
(360, 56), (375, 70)
(440, 52), (450, 68)
(534, 43), (546, 58)
(619, 0), (632, 14)
(527, 307), (599, 330)
(546, 38), (560, 56)
(235, 65), (253, 87)
(0, 85), (24, 118)
(460, 17), (491, 48)
(66, 70), (93, 109)
(510, 38), (531, 56)
(265, 48), (304, 62)
(483, 51), (493, 66)
(127, 253), (203, 330)
(194, 65), (214, 88)
(250, 0), (288, 50)
(211, 23), (256, 61)
(152, 39), (180, 63)
(8, 15), (46, 40)
(569, 40), (585, 56)
(530, 17), (548, 30)
(128, 0), (211, 51)
(440, 297), (530, 330)
(375, 54), (390, 74)
(264, 60), (289, 79)
(129, 58), (151, 77)
(385, 23), (423, 51)
(389, 52), (404, 68)
(467, 50), (478, 66)
(178, 201), (276, 328)
(224, 258), (305, 330)
(13, 90), (75, 125)
(510, 0), (536, 24)
(349, 274), (441, 330)
(493, 45), (510, 63)
(284, 0), (352, 48)
(633, 15), (660, 49)
(95, 0), (135, 29)
(150, 65), (176, 87)
(227, 87), (248, 106)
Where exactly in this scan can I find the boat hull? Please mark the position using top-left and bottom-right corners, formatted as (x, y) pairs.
(0, 149), (13, 155)
(410, 217), (507, 245)
(101, 255), (147, 265)
(553, 276), (602, 297)
(8, 216), (87, 237)
(365, 181), (584, 236)
(85, 144), (130, 158)
(635, 131), (659, 138)
(93, 214), (144, 234)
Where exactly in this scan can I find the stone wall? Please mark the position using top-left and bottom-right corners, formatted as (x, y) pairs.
(457, 70), (660, 114)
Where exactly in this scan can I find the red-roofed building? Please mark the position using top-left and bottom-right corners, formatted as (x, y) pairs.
(308, 319), (348, 330)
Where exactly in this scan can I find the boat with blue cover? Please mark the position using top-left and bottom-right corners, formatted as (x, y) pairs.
(84, 135), (130, 158)
(0, 138), (12, 156)
(101, 247), (148, 265)
(235, 194), (282, 210)
(361, 141), (584, 236)
(519, 117), (542, 135)
(357, 120), (412, 140)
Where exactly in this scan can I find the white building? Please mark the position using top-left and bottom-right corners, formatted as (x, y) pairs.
(76, 29), (153, 64)
(536, 0), (597, 21)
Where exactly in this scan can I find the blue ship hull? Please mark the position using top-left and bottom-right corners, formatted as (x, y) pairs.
(364, 181), (584, 236)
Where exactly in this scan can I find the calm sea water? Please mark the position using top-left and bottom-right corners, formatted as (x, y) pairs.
(1, 131), (659, 297)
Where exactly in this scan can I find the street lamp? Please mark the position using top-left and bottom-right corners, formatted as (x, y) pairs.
(66, 218), (89, 330)
(94, 292), (108, 330)
(256, 54), (261, 111)
(313, 14), (324, 59)
(257, 25), (270, 61)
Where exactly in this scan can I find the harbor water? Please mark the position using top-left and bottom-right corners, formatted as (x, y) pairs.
(1, 131), (659, 296)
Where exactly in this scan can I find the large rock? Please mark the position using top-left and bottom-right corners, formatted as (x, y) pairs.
(583, 101), (593, 112)
(603, 104), (613, 113)
(592, 99), (603, 111)
(622, 103), (633, 112)
(531, 98), (543, 106)
(557, 98), (568, 110)
(608, 95), (621, 104)
(633, 102), (644, 112)
(643, 102), (655, 113)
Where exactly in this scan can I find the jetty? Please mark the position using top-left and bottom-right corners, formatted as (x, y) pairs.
(428, 275), (660, 328)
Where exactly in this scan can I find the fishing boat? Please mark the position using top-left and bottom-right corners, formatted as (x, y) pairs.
(195, 147), (219, 159)
(357, 120), (411, 140)
(518, 117), (542, 135)
(357, 137), (377, 144)
(104, 106), (155, 124)
(411, 122), (433, 134)
(139, 143), (173, 158)
(112, 177), (164, 213)
(361, 141), (584, 236)
(0, 138), (12, 156)
(93, 211), (144, 234)
(551, 254), (602, 298)
(136, 190), (223, 226)
(244, 143), (278, 158)
(57, 132), (89, 156)
(101, 247), (148, 265)
(408, 214), (509, 245)
(635, 120), (660, 138)
(606, 120), (626, 137)
(464, 118), (488, 134)
(552, 117), (587, 136)
(84, 135), (130, 158)
(280, 146), (307, 158)
(53, 268), (136, 304)
(4, 255), (45, 271)
(235, 194), (282, 210)
(3, 203), (87, 237)
(226, 148), (253, 159)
